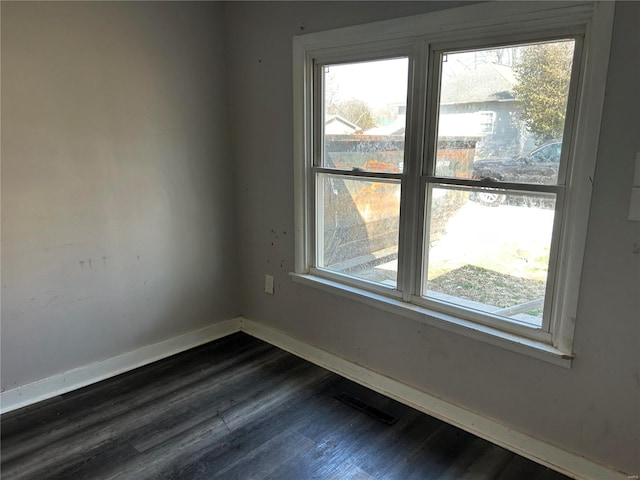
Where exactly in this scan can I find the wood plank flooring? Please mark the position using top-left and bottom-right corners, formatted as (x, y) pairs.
(1, 333), (570, 480)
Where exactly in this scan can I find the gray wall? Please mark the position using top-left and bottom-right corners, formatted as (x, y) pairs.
(1, 0), (637, 474)
(1, 2), (239, 390)
(227, 1), (639, 474)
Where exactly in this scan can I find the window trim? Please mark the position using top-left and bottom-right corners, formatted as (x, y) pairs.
(292, 1), (615, 364)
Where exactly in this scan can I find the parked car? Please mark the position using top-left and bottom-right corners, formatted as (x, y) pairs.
(470, 141), (562, 206)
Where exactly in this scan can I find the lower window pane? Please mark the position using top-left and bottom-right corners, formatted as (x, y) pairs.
(318, 174), (400, 287)
(424, 186), (556, 327)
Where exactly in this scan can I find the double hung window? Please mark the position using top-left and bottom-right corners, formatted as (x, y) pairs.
(293, 2), (614, 364)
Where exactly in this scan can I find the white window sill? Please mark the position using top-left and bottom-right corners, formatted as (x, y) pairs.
(290, 272), (573, 368)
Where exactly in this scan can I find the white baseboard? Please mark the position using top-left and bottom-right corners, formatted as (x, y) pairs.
(239, 317), (629, 480)
(1, 315), (629, 480)
(0, 318), (241, 414)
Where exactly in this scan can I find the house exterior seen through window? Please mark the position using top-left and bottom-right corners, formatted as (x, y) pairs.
(293, 2), (615, 364)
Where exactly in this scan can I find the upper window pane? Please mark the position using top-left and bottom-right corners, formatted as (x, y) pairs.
(434, 40), (575, 185)
(323, 58), (409, 173)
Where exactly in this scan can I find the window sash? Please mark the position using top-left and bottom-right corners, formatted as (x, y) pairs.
(423, 37), (583, 182)
(312, 167), (403, 182)
(314, 172), (402, 281)
(418, 181), (564, 335)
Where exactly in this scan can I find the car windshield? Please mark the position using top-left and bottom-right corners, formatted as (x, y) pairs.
(529, 142), (561, 163)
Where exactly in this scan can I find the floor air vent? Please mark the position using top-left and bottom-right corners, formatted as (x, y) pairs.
(335, 392), (399, 425)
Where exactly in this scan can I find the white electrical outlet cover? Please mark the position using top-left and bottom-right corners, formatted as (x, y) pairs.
(629, 187), (640, 222)
(265, 274), (274, 294)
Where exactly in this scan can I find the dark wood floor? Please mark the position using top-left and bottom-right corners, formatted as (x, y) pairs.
(1, 333), (569, 480)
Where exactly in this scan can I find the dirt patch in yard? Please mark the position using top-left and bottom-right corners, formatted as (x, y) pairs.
(428, 264), (546, 311)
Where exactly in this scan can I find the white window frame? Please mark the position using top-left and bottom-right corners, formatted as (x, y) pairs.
(477, 111), (496, 135)
(292, 1), (615, 367)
